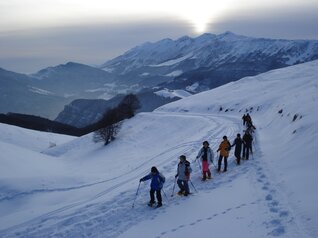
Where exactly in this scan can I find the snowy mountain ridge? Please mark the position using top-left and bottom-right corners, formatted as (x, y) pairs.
(0, 61), (317, 237)
(101, 31), (318, 74)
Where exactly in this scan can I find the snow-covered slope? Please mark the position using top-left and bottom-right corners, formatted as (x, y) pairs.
(0, 60), (317, 237)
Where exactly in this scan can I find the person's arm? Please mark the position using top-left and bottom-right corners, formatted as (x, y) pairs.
(140, 173), (151, 182)
(196, 148), (202, 160)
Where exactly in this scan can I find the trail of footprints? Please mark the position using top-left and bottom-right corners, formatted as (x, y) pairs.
(156, 200), (259, 238)
(254, 164), (292, 237)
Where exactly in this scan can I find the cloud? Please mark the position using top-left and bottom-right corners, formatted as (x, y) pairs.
(0, 18), (191, 73)
(210, 4), (318, 39)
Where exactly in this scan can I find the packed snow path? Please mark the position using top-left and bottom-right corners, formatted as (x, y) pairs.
(0, 112), (312, 238)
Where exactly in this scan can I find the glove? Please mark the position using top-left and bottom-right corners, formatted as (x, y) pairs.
(196, 156), (199, 159)
(175, 174), (178, 178)
(139, 179), (143, 182)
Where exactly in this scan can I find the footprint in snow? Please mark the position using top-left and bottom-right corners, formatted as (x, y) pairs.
(271, 200), (279, 206)
(262, 186), (269, 191)
(265, 194), (273, 201)
(268, 226), (286, 236)
(270, 207), (279, 213)
(279, 211), (289, 217)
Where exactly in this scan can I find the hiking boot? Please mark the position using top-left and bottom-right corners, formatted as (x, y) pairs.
(201, 177), (206, 181)
(184, 192), (189, 196)
(222, 169), (227, 173)
(156, 203), (162, 208)
(177, 190), (184, 195)
(148, 201), (155, 207)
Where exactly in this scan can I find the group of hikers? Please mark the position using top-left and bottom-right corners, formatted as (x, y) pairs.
(138, 114), (256, 208)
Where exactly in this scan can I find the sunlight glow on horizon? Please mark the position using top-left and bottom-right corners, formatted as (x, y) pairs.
(0, 0), (317, 34)
(1, 0), (238, 34)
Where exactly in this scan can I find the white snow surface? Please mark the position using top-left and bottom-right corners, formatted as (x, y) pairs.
(28, 86), (55, 96)
(154, 89), (192, 99)
(150, 53), (193, 67)
(164, 70), (183, 77)
(0, 60), (318, 237)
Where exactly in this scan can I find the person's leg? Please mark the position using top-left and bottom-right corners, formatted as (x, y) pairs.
(177, 179), (185, 193)
(246, 146), (250, 160)
(235, 152), (240, 165)
(184, 180), (190, 195)
(202, 161), (209, 180)
(149, 189), (155, 206)
(218, 155), (223, 172)
(242, 144), (246, 159)
(207, 169), (212, 178)
(224, 157), (228, 171)
(156, 190), (162, 206)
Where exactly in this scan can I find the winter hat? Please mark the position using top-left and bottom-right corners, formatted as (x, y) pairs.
(151, 166), (158, 173)
(237, 133), (241, 137)
(223, 136), (227, 140)
(179, 155), (186, 161)
(203, 141), (209, 146)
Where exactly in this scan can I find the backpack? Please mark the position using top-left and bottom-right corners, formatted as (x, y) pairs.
(159, 173), (165, 184)
(185, 161), (191, 176)
(226, 141), (231, 151)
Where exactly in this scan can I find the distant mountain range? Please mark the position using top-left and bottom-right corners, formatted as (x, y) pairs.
(100, 31), (318, 91)
(1, 32), (318, 125)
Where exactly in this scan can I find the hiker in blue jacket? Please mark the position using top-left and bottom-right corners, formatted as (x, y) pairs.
(140, 166), (165, 207)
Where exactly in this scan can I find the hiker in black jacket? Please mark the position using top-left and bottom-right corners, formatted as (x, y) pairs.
(242, 131), (253, 160)
(231, 133), (244, 165)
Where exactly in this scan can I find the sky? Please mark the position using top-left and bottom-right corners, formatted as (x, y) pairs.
(0, 0), (318, 73)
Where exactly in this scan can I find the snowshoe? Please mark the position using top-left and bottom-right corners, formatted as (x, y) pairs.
(177, 190), (184, 196)
(148, 201), (156, 207)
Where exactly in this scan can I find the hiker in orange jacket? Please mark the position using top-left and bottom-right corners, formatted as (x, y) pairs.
(217, 136), (231, 172)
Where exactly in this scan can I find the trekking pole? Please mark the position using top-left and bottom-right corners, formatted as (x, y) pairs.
(211, 160), (217, 170)
(162, 188), (169, 200)
(252, 141), (255, 160)
(197, 159), (202, 171)
(132, 181), (141, 208)
(171, 177), (177, 197)
(189, 180), (198, 193)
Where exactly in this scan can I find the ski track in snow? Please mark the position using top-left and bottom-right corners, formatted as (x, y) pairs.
(0, 113), (302, 237)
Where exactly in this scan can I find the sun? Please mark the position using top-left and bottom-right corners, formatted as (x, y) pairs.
(175, 0), (235, 34)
